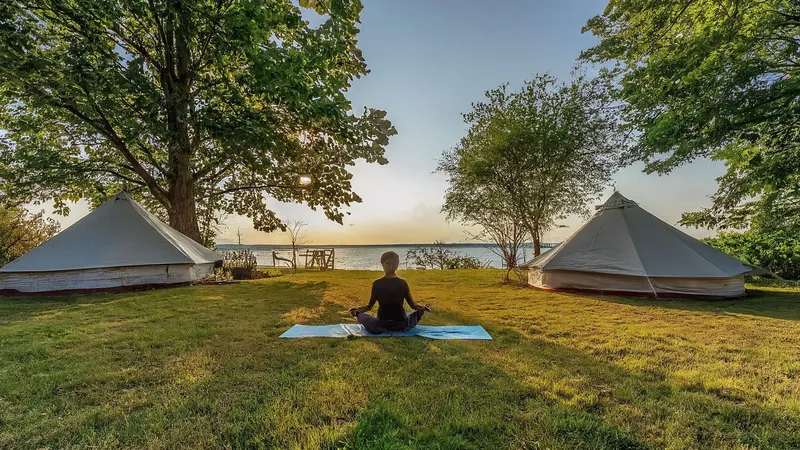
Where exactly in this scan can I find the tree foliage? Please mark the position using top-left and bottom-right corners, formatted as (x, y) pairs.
(703, 230), (800, 280)
(405, 242), (484, 270)
(582, 0), (800, 232)
(438, 72), (624, 256)
(0, 0), (396, 243)
(0, 205), (60, 266)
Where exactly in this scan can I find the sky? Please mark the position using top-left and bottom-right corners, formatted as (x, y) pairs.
(47, 0), (727, 245)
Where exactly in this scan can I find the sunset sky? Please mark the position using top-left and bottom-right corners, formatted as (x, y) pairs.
(48, 0), (727, 245)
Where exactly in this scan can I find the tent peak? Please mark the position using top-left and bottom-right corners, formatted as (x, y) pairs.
(596, 191), (638, 210)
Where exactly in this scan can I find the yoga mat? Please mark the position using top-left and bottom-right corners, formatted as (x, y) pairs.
(280, 324), (493, 340)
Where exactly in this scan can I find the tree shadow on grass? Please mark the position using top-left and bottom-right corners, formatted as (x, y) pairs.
(0, 280), (332, 325)
(573, 287), (800, 321)
(0, 291), (126, 323)
(335, 310), (800, 449)
(334, 328), (648, 449)
(207, 279), (800, 448)
(0, 279), (338, 449)
(8, 278), (800, 449)
(0, 281), (253, 323)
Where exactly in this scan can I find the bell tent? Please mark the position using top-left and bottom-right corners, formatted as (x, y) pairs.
(523, 192), (760, 298)
(0, 192), (221, 294)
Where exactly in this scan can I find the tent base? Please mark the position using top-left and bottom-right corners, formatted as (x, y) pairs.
(0, 263), (215, 295)
(529, 269), (746, 299)
(527, 284), (746, 300)
(0, 281), (193, 297)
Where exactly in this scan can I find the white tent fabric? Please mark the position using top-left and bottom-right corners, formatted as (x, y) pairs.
(0, 192), (220, 273)
(524, 192), (757, 298)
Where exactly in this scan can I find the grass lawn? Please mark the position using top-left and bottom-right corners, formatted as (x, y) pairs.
(1, 270), (800, 449)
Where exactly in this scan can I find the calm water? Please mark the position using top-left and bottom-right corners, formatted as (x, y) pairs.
(215, 243), (550, 270)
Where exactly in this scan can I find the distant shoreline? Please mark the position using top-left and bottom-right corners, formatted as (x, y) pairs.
(217, 242), (551, 270)
(215, 243), (541, 249)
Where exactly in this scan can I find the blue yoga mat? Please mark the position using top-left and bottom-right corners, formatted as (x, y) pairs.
(280, 324), (493, 340)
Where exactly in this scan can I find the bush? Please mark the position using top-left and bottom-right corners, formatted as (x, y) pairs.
(406, 242), (486, 270)
(222, 249), (258, 280)
(210, 267), (233, 282)
(703, 229), (800, 280)
(0, 206), (60, 267)
(445, 255), (484, 269)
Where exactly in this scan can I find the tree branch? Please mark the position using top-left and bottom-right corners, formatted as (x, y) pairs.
(196, 161), (235, 182)
(110, 23), (164, 73)
(209, 183), (295, 197)
(73, 82), (170, 205)
(191, 0), (226, 78)
(81, 166), (147, 186)
(148, 0), (169, 68)
(136, 142), (169, 177)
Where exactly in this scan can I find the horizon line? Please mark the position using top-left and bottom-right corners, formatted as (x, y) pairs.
(215, 242), (551, 247)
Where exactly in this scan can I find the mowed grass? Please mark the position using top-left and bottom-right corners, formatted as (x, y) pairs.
(1, 270), (800, 449)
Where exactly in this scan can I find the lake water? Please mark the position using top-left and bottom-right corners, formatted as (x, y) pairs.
(215, 243), (551, 270)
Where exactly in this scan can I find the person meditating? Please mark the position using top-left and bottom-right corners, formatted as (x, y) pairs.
(349, 251), (431, 334)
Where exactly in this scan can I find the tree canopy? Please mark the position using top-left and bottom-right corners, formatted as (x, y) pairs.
(438, 72), (624, 256)
(0, 205), (60, 267)
(0, 0), (395, 243)
(703, 229), (800, 280)
(582, 0), (800, 232)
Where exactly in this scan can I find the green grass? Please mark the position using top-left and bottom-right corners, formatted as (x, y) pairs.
(2, 270), (800, 449)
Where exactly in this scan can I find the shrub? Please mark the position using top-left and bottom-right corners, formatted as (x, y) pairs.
(703, 229), (800, 280)
(406, 242), (486, 270)
(222, 249), (258, 280)
(210, 267), (233, 282)
(0, 206), (60, 267)
(445, 255), (484, 269)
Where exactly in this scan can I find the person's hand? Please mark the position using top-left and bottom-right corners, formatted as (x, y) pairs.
(417, 304), (432, 312)
(348, 306), (362, 317)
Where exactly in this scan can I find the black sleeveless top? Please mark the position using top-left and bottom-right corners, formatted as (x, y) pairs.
(370, 277), (412, 322)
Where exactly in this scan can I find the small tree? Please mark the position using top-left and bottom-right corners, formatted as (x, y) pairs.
(468, 221), (527, 281)
(0, 206), (60, 266)
(285, 220), (308, 273)
(446, 185), (526, 281)
(439, 71), (624, 256)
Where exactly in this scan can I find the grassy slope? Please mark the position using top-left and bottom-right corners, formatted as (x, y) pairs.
(1, 270), (799, 449)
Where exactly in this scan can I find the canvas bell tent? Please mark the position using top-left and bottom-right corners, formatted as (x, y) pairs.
(0, 192), (221, 294)
(523, 192), (761, 298)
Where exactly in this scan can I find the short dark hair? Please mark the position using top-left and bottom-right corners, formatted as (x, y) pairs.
(380, 251), (400, 272)
(380, 251), (399, 264)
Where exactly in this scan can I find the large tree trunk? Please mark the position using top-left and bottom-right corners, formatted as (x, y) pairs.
(529, 225), (542, 257)
(169, 170), (202, 243)
(163, 5), (202, 243)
